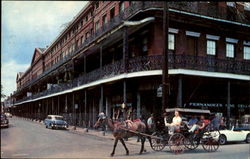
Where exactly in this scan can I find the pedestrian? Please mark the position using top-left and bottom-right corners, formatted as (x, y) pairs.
(220, 116), (226, 130)
(147, 113), (154, 130)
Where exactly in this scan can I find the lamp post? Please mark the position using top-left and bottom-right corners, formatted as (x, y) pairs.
(162, 1), (169, 111)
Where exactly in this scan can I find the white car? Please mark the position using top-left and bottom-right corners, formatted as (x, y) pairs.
(218, 126), (250, 145)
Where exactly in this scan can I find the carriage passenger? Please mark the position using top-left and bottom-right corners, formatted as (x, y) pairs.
(188, 115), (210, 133)
(164, 110), (182, 134)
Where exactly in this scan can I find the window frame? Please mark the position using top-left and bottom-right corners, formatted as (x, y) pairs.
(226, 43), (235, 58)
(207, 40), (216, 55)
(243, 46), (250, 60)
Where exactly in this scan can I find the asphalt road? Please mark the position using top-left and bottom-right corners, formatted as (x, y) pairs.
(1, 117), (250, 159)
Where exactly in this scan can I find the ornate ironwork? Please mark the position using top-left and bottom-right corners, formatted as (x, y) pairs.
(15, 54), (250, 104)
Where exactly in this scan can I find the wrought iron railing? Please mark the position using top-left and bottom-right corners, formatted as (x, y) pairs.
(14, 54), (250, 104)
(15, 1), (250, 94)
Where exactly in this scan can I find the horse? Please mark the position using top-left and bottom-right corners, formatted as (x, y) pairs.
(94, 117), (147, 157)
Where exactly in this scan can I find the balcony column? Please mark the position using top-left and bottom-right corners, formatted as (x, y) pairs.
(100, 46), (103, 69)
(123, 26), (129, 73)
(46, 98), (48, 116)
(136, 92), (141, 118)
(58, 96), (60, 115)
(73, 92), (76, 130)
(100, 86), (104, 112)
(84, 55), (87, 74)
(177, 75), (183, 107)
(52, 97), (54, 114)
(227, 80), (231, 129)
(105, 97), (110, 119)
(65, 94), (68, 113)
(84, 90), (88, 131)
(123, 80), (127, 108)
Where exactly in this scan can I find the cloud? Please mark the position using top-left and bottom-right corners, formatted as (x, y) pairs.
(2, 1), (88, 64)
(1, 60), (30, 99)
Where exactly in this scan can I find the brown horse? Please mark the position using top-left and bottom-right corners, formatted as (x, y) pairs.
(94, 117), (147, 157)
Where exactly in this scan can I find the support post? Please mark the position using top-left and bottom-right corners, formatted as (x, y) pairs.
(100, 86), (104, 112)
(100, 46), (103, 70)
(137, 92), (141, 118)
(227, 80), (231, 129)
(177, 76), (182, 107)
(85, 90), (88, 132)
(58, 96), (60, 115)
(123, 27), (128, 73)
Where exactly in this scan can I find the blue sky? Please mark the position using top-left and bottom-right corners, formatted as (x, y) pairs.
(1, 1), (88, 100)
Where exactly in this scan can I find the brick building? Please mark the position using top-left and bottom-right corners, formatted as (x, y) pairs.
(11, 2), (250, 127)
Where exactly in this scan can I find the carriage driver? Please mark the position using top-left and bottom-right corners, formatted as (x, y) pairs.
(164, 110), (182, 135)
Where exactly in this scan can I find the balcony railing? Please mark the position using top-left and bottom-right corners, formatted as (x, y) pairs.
(14, 54), (250, 104)
(15, 1), (250, 95)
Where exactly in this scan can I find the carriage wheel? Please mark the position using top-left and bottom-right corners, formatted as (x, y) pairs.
(201, 129), (220, 152)
(168, 133), (185, 154)
(184, 134), (200, 150)
(150, 132), (166, 151)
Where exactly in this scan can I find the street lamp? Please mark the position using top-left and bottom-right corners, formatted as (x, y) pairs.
(162, 1), (169, 111)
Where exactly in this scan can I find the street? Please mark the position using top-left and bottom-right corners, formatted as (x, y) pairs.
(1, 117), (249, 159)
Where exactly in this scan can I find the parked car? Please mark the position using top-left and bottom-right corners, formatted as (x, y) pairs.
(5, 112), (12, 118)
(218, 126), (250, 145)
(1, 114), (9, 128)
(44, 115), (68, 130)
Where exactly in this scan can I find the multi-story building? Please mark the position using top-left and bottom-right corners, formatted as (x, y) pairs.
(11, 2), (250, 127)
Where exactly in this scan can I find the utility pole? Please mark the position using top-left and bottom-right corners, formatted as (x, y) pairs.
(162, 1), (169, 111)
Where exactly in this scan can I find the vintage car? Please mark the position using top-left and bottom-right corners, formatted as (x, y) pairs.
(1, 114), (9, 128)
(5, 112), (12, 118)
(218, 126), (250, 145)
(44, 115), (68, 130)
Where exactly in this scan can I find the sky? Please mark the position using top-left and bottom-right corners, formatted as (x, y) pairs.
(1, 1), (88, 101)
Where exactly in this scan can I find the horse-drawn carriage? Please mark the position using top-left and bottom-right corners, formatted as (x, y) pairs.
(149, 108), (221, 154)
(94, 108), (221, 156)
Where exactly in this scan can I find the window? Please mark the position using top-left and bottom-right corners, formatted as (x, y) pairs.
(110, 7), (115, 20)
(85, 15), (88, 22)
(119, 2), (125, 12)
(243, 46), (250, 60)
(226, 43), (234, 58)
(102, 14), (107, 25)
(168, 34), (175, 50)
(95, 21), (99, 32)
(207, 40), (216, 55)
(187, 36), (197, 56)
(95, 2), (99, 9)
(81, 36), (84, 44)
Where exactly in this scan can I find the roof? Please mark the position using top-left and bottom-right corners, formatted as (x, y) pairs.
(38, 48), (46, 53)
(165, 108), (211, 114)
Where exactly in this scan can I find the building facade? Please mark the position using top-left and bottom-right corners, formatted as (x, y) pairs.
(11, 2), (250, 127)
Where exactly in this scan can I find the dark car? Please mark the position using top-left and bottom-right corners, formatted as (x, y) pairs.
(1, 114), (9, 128)
(44, 115), (68, 130)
